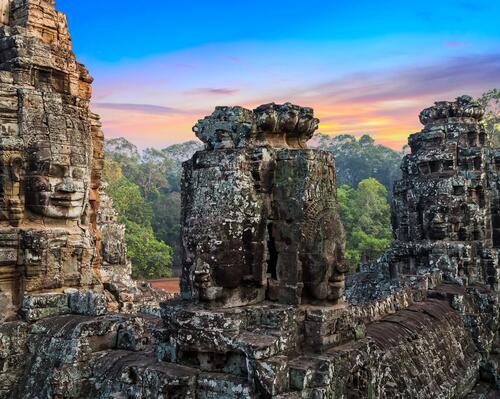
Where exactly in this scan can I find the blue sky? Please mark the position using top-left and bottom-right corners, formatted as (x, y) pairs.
(56, 0), (500, 148)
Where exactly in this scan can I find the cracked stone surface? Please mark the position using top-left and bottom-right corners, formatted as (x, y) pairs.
(182, 105), (346, 308)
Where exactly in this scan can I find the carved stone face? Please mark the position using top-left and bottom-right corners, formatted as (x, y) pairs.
(25, 143), (90, 219)
(302, 201), (346, 301)
(424, 206), (448, 240)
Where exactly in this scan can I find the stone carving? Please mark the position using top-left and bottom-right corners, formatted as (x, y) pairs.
(0, 0), (103, 316)
(0, 0), (164, 319)
(182, 104), (345, 307)
(193, 103), (319, 151)
(254, 102), (319, 148)
(24, 139), (90, 220)
(386, 96), (499, 289)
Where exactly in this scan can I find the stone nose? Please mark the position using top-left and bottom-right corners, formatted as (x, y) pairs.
(56, 177), (77, 193)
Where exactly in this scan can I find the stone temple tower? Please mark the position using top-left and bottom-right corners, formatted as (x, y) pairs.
(0, 0), (165, 321)
(390, 95), (499, 289)
(180, 103), (346, 308)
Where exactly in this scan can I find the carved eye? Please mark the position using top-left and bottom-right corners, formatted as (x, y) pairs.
(72, 168), (85, 179)
(32, 177), (50, 191)
(48, 164), (65, 178)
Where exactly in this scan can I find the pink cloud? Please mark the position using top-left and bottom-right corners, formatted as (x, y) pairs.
(91, 51), (500, 151)
(93, 102), (184, 115)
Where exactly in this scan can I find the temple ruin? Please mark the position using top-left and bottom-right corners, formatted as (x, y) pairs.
(391, 95), (500, 288)
(181, 103), (346, 308)
(0, 0), (498, 398)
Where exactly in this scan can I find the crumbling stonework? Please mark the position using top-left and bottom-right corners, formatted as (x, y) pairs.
(390, 95), (500, 289)
(158, 97), (499, 398)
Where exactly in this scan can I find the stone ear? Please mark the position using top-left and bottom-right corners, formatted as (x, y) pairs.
(9, 156), (23, 182)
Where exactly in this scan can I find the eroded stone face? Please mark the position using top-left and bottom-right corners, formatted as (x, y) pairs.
(193, 102), (320, 151)
(182, 104), (345, 307)
(254, 103), (319, 148)
(25, 142), (90, 219)
(366, 95), (500, 292)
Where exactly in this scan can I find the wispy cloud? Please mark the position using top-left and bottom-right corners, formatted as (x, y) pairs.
(269, 53), (500, 148)
(307, 53), (500, 104)
(91, 49), (500, 150)
(185, 88), (240, 96)
(93, 102), (184, 115)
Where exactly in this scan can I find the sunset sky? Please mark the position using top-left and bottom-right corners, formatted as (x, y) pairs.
(57, 0), (500, 150)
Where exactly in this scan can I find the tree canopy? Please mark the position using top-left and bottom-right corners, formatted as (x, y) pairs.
(103, 159), (173, 279)
(314, 133), (402, 198)
(337, 178), (392, 272)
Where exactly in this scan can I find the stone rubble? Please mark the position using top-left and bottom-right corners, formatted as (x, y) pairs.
(0, 1), (497, 398)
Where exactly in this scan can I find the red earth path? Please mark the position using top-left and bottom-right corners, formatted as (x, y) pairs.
(148, 278), (180, 294)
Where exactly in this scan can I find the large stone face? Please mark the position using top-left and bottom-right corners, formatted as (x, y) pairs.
(0, 0), (101, 315)
(181, 104), (346, 308)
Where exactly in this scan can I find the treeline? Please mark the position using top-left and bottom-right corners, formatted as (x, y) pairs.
(103, 135), (400, 277)
(313, 133), (403, 199)
(103, 138), (201, 278)
(102, 89), (499, 278)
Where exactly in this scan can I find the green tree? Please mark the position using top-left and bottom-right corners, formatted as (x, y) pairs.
(103, 138), (197, 274)
(478, 89), (500, 146)
(123, 220), (173, 279)
(150, 192), (182, 268)
(103, 159), (123, 184)
(337, 178), (392, 272)
(316, 133), (402, 198)
(102, 160), (172, 278)
(106, 178), (153, 227)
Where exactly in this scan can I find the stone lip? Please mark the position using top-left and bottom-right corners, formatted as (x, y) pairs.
(192, 102), (319, 150)
(419, 95), (485, 126)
